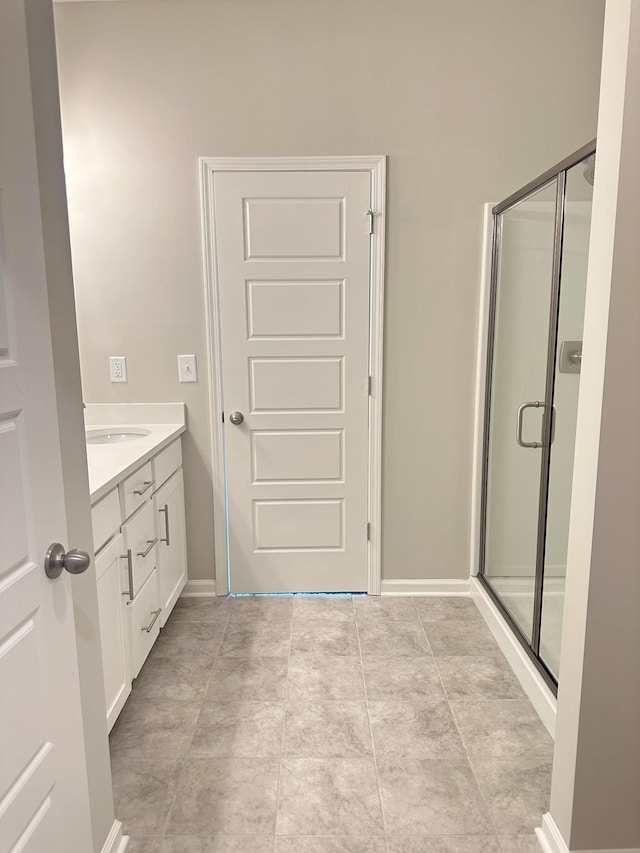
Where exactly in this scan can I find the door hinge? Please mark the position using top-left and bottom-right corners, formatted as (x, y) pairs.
(367, 522), (371, 541)
(366, 209), (375, 235)
(367, 375), (372, 396)
(222, 411), (225, 423)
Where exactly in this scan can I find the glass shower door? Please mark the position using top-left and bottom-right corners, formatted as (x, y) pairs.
(540, 159), (593, 679)
(482, 180), (559, 642)
(479, 142), (595, 691)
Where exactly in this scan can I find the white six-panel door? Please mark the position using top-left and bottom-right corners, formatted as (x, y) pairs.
(0, 1), (93, 849)
(214, 170), (371, 593)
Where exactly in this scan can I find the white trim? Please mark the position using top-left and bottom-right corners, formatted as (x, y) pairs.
(199, 155), (386, 596)
(200, 160), (229, 595)
(381, 578), (471, 597)
(367, 157), (386, 596)
(471, 577), (556, 737)
(100, 820), (128, 853)
(536, 814), (568, 853)
(536, 812), (640, 853)
(470, 203), (494, 578)
(181, 579), (216, 598)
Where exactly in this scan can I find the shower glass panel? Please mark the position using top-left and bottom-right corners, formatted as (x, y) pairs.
(479, 141), (595, 692)
(539, 160), (593, 680)
(483, 180), (558, 642)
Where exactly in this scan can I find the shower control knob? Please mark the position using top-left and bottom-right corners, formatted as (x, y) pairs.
(229, 411), (244, 426)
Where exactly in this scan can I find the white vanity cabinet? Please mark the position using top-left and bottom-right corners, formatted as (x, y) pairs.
(95, 533), (131, 731)
(91, 435), (187, 730)
(154, 469), (188, 627)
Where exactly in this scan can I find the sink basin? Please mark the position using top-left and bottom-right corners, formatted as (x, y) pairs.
(86, 428), (151, 445)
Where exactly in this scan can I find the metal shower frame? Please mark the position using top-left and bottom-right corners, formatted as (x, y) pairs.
(478, 139), (597, 694)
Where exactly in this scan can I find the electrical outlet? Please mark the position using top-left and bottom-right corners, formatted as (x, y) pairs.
(109, 356), (127, 383)
(178, 354), (198, 383)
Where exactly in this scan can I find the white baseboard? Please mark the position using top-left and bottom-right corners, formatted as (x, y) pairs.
(101, 820), (128, 853)
(537, 814), (568, 853)
(471, 577), (557, 738)
(536, 812), (640, 853)
(381, 578), (471, 596)
(181, 579), (216, 597)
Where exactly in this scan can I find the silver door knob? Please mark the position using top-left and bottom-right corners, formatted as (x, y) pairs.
(45, 543), (91, 579)
(229, 411), (244, 425)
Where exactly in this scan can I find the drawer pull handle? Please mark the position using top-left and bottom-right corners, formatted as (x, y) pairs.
(137, 538), (158, 559)
(121, 549), (134, 601)
(133, 480), (155, 496)
(159, 504), (170, 546)
(141, 608), (161, 633)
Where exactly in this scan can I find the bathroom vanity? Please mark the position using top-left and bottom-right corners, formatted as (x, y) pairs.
(85, 405), (187, 730)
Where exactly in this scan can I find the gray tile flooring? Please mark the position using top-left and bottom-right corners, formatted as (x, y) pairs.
(111, 595), (551, 852)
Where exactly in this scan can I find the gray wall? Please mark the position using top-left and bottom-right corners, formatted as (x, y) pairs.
(53, 0), (605, 583)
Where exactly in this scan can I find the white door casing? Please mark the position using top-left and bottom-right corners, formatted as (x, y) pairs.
(202, 159), (386, 594)
(0, 1), (93, 849)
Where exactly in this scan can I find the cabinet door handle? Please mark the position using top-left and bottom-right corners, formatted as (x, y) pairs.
(121, 549), (134, 601)
(159, 504), (170, 546)
(141, 608), (161, 633)
(137, 538), (158, 559)
(133, 480), (155, 496)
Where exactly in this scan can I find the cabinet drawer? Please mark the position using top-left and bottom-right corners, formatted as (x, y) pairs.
(92, 488), (121, 553)
(121, 461), (154, 521)
(122, 500), (157, 597)
(153, 439), (182, 490)
(127, 568), (161, 678)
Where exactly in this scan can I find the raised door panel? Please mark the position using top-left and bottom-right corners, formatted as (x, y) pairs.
(95, 534), (130, 732)
(154, 469), (187, 627)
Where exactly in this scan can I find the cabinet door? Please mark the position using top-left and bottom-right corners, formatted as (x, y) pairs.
(95, 533), (131, 731)
(154, 469), (188, 626)
(128, 568), (161, 678)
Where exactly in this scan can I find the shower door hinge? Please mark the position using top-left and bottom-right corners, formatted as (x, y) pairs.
(368, 375), (372, 396)
(367, 522), (371, 541)
(366, 209), (375, 235)
(221, 411), (224, 423)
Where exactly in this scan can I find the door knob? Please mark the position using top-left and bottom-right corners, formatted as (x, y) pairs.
(45, 543), (91, 579)
(229, 411), (244, 425)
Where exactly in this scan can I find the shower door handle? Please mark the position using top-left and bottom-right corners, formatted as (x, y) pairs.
(516, 401), (556, 448)
(516, 401), (545, 448)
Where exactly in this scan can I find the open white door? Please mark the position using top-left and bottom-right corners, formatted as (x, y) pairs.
(0, 1), (94, 849)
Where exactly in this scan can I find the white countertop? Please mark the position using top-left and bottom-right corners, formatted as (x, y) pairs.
(84, 404), (187, 504)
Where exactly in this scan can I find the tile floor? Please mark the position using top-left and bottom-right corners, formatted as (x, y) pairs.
(111, 595), (552, 853)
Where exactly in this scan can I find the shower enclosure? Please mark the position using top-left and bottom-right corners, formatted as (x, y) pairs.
(479, 141), (595, 691)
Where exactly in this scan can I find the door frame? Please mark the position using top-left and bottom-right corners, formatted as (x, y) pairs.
(200, 155), (386, 596)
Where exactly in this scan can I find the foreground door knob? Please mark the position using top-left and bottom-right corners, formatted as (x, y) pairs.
(45, 543), (91, 579)
(229, 411), (244, 425)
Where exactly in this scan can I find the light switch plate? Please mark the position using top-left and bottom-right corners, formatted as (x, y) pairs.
(178, 354), (198, 383)
(109, 356), (127, 382)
